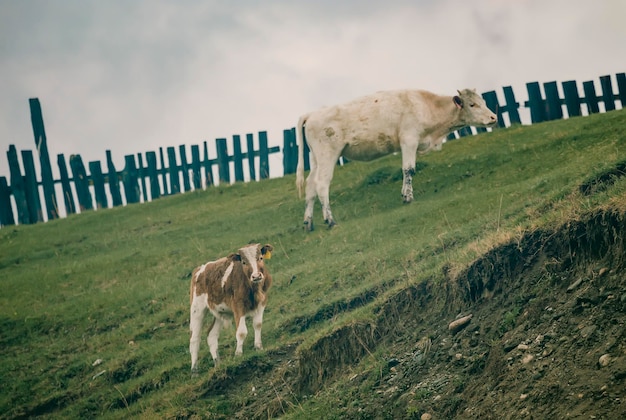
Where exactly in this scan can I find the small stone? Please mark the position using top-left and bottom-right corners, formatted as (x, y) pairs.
(517, 344), (530, 351)
(520, 393), (528, 400)
(522, 354), (534, 364)
(598, 267), (608, 277)
(599, 354), (611, 367)
(421, 413), (432, 420)
(92, 358), (103, 366)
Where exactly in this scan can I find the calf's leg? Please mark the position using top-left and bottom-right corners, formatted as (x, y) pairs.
(252, 305), (265, 350)
(189, 297), (207, 373)
(207, 317), (224, 366)
(235, 314), (248, 356)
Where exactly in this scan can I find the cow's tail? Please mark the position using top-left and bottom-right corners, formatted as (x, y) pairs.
(295, 113), (309, 199)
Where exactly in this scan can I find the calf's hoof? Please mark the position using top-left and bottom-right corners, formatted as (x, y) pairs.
(304, 220), (314, 232)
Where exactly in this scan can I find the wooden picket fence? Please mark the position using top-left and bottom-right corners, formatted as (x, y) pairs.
(1, 73), (624, 227)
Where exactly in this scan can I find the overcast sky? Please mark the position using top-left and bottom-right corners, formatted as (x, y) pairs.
(1, 0), (625, 181)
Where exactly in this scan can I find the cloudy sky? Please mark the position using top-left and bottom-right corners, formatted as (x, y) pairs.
(1, 0), (625, 181)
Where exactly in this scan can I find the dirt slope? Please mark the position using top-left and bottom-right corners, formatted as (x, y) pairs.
(191, 208), (626, 419)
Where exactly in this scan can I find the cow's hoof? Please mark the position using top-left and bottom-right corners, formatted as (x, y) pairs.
(304, 220), (314, 231)
(325, 220), (337, 228)
(402, 196), (413, 204)
(191, 367), (199, 377)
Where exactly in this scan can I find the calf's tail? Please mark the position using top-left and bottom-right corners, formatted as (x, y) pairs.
(295, 113), (308, 198)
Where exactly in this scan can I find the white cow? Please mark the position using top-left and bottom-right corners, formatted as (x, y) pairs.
(295, 89), (497, 230)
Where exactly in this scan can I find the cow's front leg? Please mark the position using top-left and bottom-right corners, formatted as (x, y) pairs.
(252, 305), (265, 350)
(235, 315), (248, 356)
(402, 167), (415, 203)
(189, 296), (207, 373)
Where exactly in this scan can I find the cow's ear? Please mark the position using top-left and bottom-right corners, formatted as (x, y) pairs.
(261, 244), (273, 260)
(229, 253), (241, 262)
(453, 95), (464, 109)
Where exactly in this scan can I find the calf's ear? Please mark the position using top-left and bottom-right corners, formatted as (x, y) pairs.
(229, 253), (241, 262)
(453, 95), (464, 109)
(261, 244), (273, 260)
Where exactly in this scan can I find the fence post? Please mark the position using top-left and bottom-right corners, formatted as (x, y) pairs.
(122, 155), (140, 204)
(616, 73), (626, 105)
(136, 153), (148, 202)
(526, 82), (547, 123)
(7, 146), (29, 224)
(282, 128), (297, 174)
(69, 154), (93, 211)
(562, 81), (582, 117)
(106, 150), (123, 207)
(29, 98), (58, 220)
(89, 161), (108, 209)
(216, 138), (230, 184)
(582, 81), (600, 114)
(190, 145), (202, 190)
(502, 86), (521, 125)
(179, 145), (191, 192)
(481, 91), (503, 129)
(259, 131), (270, 179)
(167, 147), (180, 194)
(21, 150), (44, 223)
(599, 75), (616, 112)
(233, 135), (244, 182)
(57, 154), (76, 215)
(159, 147), (169, 196)
(246, 134), (257, 181)
(202, 141), (213, 187)
(543, 81), (563, 121)
(0, 176), (15, 226)
(145, 151), (160, 200)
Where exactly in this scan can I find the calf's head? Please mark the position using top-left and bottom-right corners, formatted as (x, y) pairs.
(232, 243), (273, 283)
(453, 89), (497, 128)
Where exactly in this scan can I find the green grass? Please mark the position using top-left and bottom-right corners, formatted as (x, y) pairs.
(1, 109), (626, 418)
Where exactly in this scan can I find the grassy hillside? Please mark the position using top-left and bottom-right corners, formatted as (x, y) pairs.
(1, 109), (626, 419)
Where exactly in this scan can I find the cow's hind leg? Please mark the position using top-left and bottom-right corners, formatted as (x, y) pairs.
(400, 140), (419, 203)
(314, 157), (339, 228)
(207, 317), (224, 366)
(189, 297), (207, 374)
(303, 154), (318, 231)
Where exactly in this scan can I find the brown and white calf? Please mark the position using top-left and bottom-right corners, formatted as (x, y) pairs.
(189, 243), (273, 372)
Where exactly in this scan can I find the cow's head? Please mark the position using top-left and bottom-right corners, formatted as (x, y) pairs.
(233, 243), (273, 283)
(453, 89), (497, 128)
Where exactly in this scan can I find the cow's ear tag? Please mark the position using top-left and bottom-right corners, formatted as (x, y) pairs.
(263, 250), (272, 260)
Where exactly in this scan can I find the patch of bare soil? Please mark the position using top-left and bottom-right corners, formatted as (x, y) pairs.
(216, 209), (626, 419)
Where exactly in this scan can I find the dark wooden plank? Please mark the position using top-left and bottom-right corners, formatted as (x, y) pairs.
(583, 81), (600, 114)
(502, 86), (521, 125)
(7, 145), (29, 224)
(136, 153), (148, 202)
(0, 176), (15, 226)
(69, 154), (93, 211)
(159, 147), (169, 195)
(282, 128), (297, 174)
(562, 81), (582, 117)
(179, 145), (191, 192)
(89, 161), (108, 209)
(246, 134), (257, 181)
(190, 145), (202, 190)
(543, 81), (563, 121)
(57, 154), (76, 215)
(599, 75), (616, 111)
(233, 135), (244, 182)
(216, 138), (230, 184)
(258, 131), (270, 179)
(21, 150), (44, 223)
(146, 151), (160, 200)
(526, 82), (547, 123)
(203, 141), (213, 187)
(28, 98), (58, 220)
(481, 91), (504, 128)
(122, 155), (140, 204)
(106, 150), (123, 207)
(167, 147), (180, 194)
(616, 73), (626, 106)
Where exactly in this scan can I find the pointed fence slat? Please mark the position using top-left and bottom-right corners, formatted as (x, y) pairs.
(57, 154), (76, 215)
(29, 98), (58, 220)
(21, 150), (43, 223)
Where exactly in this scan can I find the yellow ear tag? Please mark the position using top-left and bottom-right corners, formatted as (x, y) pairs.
(263, 250), (272, 260)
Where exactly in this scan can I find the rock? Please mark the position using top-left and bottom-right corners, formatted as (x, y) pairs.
(598, 267), (608, 277)
(567, 278), (584, 292)
(449, 314), (473, 334)
(517, 343), (530, 351)
(522, 354), (534, 364)
(421, 413), (432, 420)
(599, 354), (611, 367)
